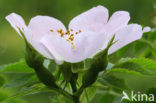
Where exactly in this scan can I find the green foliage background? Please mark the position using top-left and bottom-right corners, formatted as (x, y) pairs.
(0, 0), (156, 103)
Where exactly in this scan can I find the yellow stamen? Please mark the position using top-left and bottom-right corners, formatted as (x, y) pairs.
(50, 29), (54, 32)
(51, 28), (82, 50)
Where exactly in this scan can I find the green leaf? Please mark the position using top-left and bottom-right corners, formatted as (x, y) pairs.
(80, 86), (97, 103)
(99, 73), (128, 90)
(4, 98), (27, 103)
(0, 59), (34, 74)
(4, 74), (37, 88)
(0, 60), (39, 90)
(147, 29), (156, 42)
(106, 62), (114, 70)
(101, 68), (156, 92)
(0, 89), (8, 102)
(112, 58), (156, 75)
(0, 75), (5, 87)
(50, 95), (72, 103)
(10, 83), (46, 99)
(91, 91), (116, 103)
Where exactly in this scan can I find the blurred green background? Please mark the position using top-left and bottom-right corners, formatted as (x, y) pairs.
(0, 0), (155, 65)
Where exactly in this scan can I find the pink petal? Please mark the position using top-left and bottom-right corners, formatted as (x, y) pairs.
(69, 5), (108, 32)
(40, 31), (109, 63)
(23, 29), (54, 59)
(28, 16), (66, 40)
(108, 24), (144, 54)
(5, 13), (27, 36)
(40, 34), (71, 64)
(102, 11), (130, 36)
(143, 26), (151, 32)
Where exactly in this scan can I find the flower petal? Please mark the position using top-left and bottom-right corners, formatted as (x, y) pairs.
(143, 26), (151, 32)
(40, 34), (71, 64)
(28, 16), (66, 40)
(102, 11), (130, 36)
(40, 31), (109, 63)
(69, 5), (109, 32)
(5, 13), (27, 36)
(108, 24), (145, 54)
(23, 29), (54, 59)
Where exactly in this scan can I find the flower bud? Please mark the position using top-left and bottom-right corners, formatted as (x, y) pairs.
(81, 35), (115, 88)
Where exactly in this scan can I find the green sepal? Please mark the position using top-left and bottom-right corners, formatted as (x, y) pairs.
(81, 35), (116, 89)
(59, 62), (72, 83)
(71, 61), (84, 73)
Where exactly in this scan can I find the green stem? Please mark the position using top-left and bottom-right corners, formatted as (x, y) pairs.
(73, 96), (80, 103)
(70, 73), (80, 103)
(70, 73), (78, 93)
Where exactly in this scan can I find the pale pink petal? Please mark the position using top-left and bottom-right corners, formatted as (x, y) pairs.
(143, 26), (151, 32)
(69, 5), (109, 32)
(108, 24), (145, 54)
(23, 29), (54, 59)
(5, 13), (27, 36)
(28, 16), (66, 40)
(102, 11), (130, 36)
(40, 34), (71, 64)
(40, 31), (109, 63)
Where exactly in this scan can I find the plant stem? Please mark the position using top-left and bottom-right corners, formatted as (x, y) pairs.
(73, 96), (80, 103)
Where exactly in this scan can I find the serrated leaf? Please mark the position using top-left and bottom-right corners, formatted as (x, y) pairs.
(112, 58), (156, 75)
(99, 73), (128, 90)
(102, 68), (156, 92)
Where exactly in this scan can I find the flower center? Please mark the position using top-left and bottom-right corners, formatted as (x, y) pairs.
(50, 29), (82, 50)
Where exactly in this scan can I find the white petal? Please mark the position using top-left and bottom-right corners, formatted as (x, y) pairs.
(108, 24), (144, 54)
(69, 5), (109, 32)
(40, 31), (109, 63)
(23, 29), (54, 59)
(28, 16), (66, 40)
(143, 26), (151, 32)
(5, 13), (27, 36)
(40, 34), (71, 64)
(102, 11), (130, 36)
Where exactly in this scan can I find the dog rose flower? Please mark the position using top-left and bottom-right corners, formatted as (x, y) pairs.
(6, 5), (150, 64)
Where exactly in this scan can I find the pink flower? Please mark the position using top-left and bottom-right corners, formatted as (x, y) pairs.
(6, 5), (150, 64)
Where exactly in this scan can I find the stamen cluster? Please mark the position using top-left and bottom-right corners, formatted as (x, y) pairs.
(50, 29), (82, 49)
